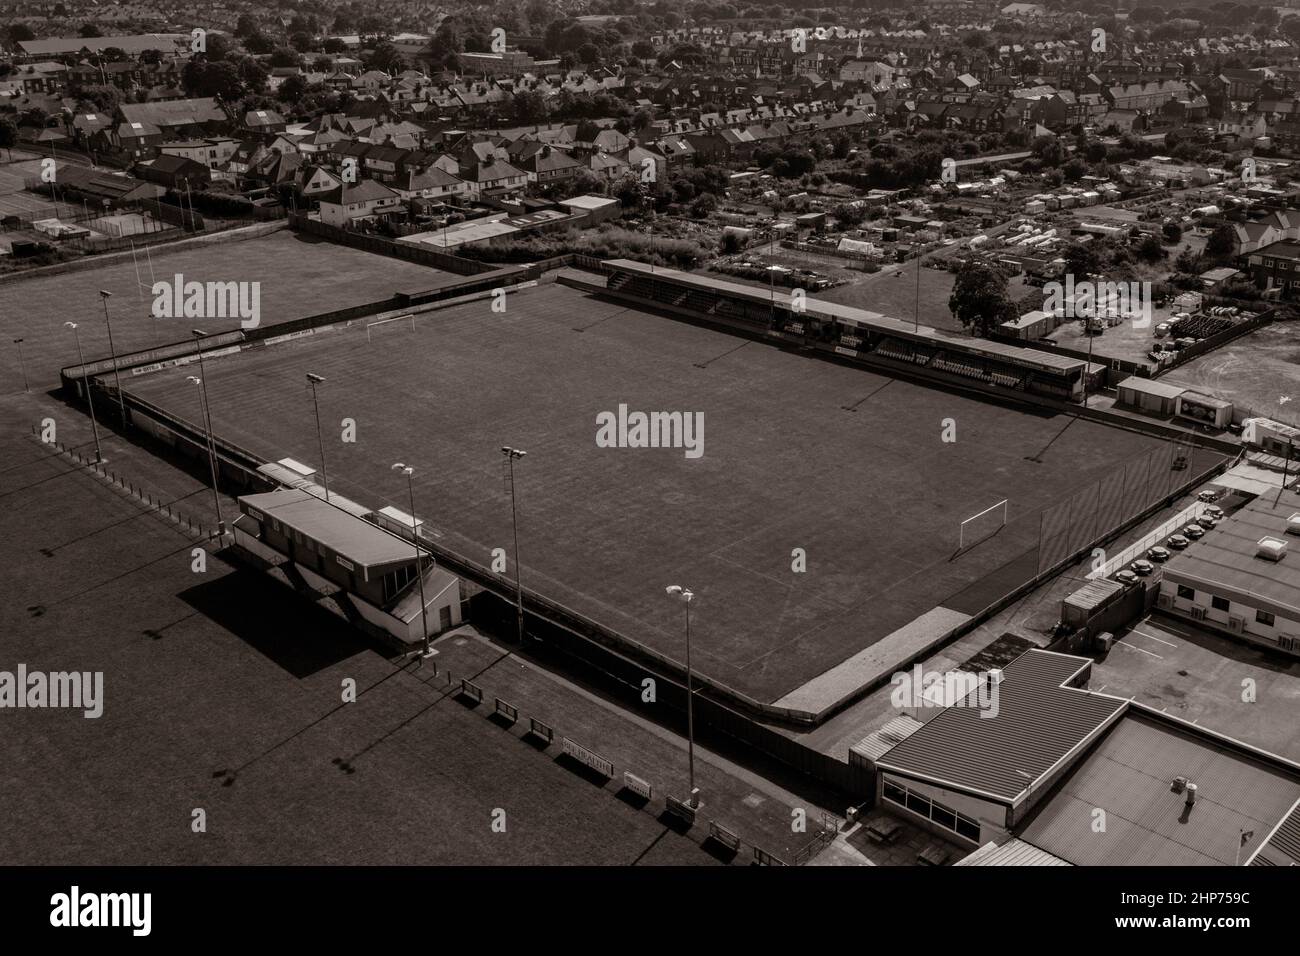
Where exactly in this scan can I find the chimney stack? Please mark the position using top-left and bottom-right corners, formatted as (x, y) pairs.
(1185, 783), (1197, 807)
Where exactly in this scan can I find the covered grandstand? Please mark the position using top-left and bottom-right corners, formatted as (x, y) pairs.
(600, 260), (1096, 403)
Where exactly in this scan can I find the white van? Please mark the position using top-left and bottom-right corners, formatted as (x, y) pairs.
(1155, 322), (1171, 337)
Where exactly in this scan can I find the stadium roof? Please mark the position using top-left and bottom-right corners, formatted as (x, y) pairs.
(238, 488), (416, 572)
(602, 260), (1086, 376)
(1160, 494), (1300, 621)
(1020, 712), (1300, 866)
(874, 650), (1126, 805)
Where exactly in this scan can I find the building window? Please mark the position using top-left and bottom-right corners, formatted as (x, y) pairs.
(883, 779), (982, 843)
(1177, 585), (1195, 601)
(1257, 609), (1275, 627)
(1211, 596), (1230, 612)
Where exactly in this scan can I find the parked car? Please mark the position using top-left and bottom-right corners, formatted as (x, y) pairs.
(1147, 546), (1171, 562)
(1198, 489), (1221, 502)
(1155, 322), (1171, 337)
(1115, 569), (1139, 585)
(1131, 559), (1155, 576)
(1184, 524), (1205, 539)
(1167, 534), (1190, 549)
(1203, 504), (1224, 519)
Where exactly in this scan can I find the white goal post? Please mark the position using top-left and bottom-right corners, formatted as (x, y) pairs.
(366, 313), (416, 342)
(959, 499), (1008, 550)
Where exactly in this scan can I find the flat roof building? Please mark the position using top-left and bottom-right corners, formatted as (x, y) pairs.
(1116, 376), (1186, 417)
(874, 648), (1300, 862)
(233, 487), (461, 645)
(1157, 493), (1300, 658)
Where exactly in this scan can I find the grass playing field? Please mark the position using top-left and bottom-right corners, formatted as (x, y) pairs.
(0, 417), (725, 865)
(0, 228), (463, 394)
(123, 281), (1185, 705)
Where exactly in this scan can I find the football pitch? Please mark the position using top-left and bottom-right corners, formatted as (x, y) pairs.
(0, 228), (463, 393)
(123, 281), (1206, 706)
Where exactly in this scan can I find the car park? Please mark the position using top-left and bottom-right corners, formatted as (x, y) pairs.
(1147, 546), (1171, 562)
(1130, 559), (1155, 576)
(1167, 534), (1190, 549)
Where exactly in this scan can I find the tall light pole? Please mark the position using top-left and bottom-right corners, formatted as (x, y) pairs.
(306, 372), (330, 503)
(665, 584), (698, 808)
(13, 338), (29, 392)
(1084, 317), (1096, 408)
(501, 446), (526, 644)
(914, 240), (922, 333)
(187, 375), (226, 538)
(191, 330), (227, 535)
(65, 322), (104, 464)
(99, 290), (126, 426)
(392, 463), (431, 657)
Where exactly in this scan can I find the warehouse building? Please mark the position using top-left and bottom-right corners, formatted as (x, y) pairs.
(1157, 494), (1300, 658)
(871, 648), (1300, 864)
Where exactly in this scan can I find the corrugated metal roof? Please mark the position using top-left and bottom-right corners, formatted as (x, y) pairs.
(875, 650), (1126, 803)
(602, 260), (1085, 374)
(850, 714), (925, 763)
(1063, 577), (1124, 613)
(1022, 713), (1300, 866)
(239, 488), (414, 570)
(1250, 799), (1300, 866)
(955, 839), (1072, 866)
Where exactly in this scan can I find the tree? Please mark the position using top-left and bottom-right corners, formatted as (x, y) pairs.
(367, 41), (403, 74)
(8, 24), (35, 43)
(244, 32), (275, 56)
(1205, 223), (1236, 260)
(1064, 242), (1100, 279)
(278, 75), (309, 106)
(690, 192), (718, 218)
(74, 84), (121, 112)
(511, 90), (548, 125)
(0, 118), (17, 161)
(949, 261), (1018, 337)
(1136, 234), (1165, 263)
(270, 47), (303, 69)
(181, 60), (245, 100)
(78, 23), (104, 38)
(833, 201), (867, 229)
(1162, 222), (1183, 244)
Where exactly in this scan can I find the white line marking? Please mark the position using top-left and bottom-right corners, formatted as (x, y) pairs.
(1132, 628), (1176, 647)
(1115, 640), (1162, 659)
